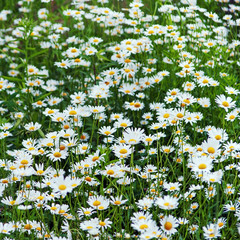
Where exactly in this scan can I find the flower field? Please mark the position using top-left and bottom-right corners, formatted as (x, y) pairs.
(0, 0), (240, 239)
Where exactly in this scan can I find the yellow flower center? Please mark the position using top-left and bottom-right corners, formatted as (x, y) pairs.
(10, 200), (16, 205)
(164, 222), (172, 230)
(207, 147), (215, 154)
(24, 224), (33, 230)
(119, 149), (128, 154)
(163, 113), (170, 118)
(198, 163), (207, 169)
(177, 113), (184, 118)
(107, 170), (114, 175)
(93, 200), (101, 206)
(215, 135), (221, 140)
(53, 152), (62, 158)
(120, 123), (127, 127)
(139, 224), (148, 230)
(21, 159), (28, 165)
(69, 110), (77, 115)
(58, 185), (67, 190)
(222, 101), (229, 107)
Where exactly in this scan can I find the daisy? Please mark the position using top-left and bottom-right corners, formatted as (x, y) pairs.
(34, 164), (53, 176)
(103, 164), (125, 178)
(198, 97), (211, 108)
(119, 83), (137, 95)
(208, 128), (228, 142)
(113, 144), (133, 159)
(1, 195), (24, 206)
(88, 105), (105, 114)
(225, 109), (239, 121)
(50, 176), (74, 197)
(201, 139), (221, 156)
(98, 218), (112, 230)
(202, 170), (223, 184)
(161, 146), (175, 154)
(114, 118), (133, 129)
(110, 113), (124, 121)
(78, 207), (96, 218)
(65, 47), (80, 58)
(225, 86), (239, 95)
(85, 47), (97, 55)
(157, 108), (174, 121)
(47, 148), (68, 161)
(155, 196), (179, 210)
(89, 37), (103, 45)
(163, 182), (181, 192)
(54, 60), (71, 69)
(123, 127), (145, 145)
(24, 122), (41, 132)
(223, 201), (239, 212)
(127, 101), (145, 111)
(98, 126), (116, 137)
(215, 94), (236, 111)
(27, 65), (39, 75)
(87, 195), (110, 210)
(189, 224), (199, 234)
(80, 218), (99, 232)
(132, 219), (157, 232)
(110, 196), (128, 206)
(161, 215), (179, 235)
(142, 135), (156, 146)
(191, 157), (213, 173)
(203, 223), (221, 239)
(136, 197), (154, 210)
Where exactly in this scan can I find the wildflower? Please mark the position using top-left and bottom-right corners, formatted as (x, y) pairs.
(98, 218), (112, 229)
(98, 126), (116, 137)
(189, 224), (199, 234)
(155, 196), (179, 210)
(47, 148), (68, 161)
(110, 196), (128, 206)
(225, 109), (238, 121)
(114, 118), (133, 129)
(123, 127), (144, 145)
(50, 176), (74, 197)
(54, 60), (71, 69)
(191, 157), (213, 173)
(1, 195), (24, 206)
(223, 201), (239, 212)
(201, 139), (220, 156)
(78, 207), (96, 218)
(203, 223), (221, 239)
(87, 195), (110, 210)
(160, 215), (179, 235)
(24, 122), (41, 132)
(113, 144), (133, 159)
(215, 94), (236, 111)
(80, 218), (99, 233)
(163, 182), (181, 192)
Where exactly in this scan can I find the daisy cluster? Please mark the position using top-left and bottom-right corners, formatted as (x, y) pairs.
(0, 0), (240, 239)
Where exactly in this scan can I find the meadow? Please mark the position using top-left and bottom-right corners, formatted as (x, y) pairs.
(0, 0), (240, 239)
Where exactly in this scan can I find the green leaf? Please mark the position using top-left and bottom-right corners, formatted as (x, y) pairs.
(1, 76), (24, 82)
(36, 92), (52, 101)
(27, 47), (36, 50)
(11, 118), (22, 131)
(96, 49), (110, 62)
(6, 46), (25, 54)
(28, 49), (48, 59)
(38, 129), (45, 138)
